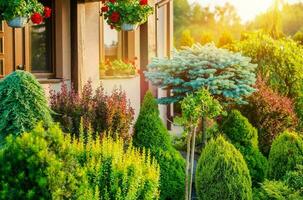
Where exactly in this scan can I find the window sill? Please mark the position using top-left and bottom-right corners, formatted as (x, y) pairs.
(100, 74), (139, 80)
(38, 78), (65, 84)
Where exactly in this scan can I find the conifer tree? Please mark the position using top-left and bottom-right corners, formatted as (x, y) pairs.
(145, 43), (257, 105)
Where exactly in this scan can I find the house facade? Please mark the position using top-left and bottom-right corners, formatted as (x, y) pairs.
(0, 0), (173, 124)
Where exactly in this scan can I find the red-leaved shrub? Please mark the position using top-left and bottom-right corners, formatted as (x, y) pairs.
(49, 81), (134, 139)
(240, 77), (297, 156)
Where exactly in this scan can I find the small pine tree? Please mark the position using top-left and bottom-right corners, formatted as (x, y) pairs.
(0, 70), (52, 140)
(196, 136), (252, 200)
(133, 91), (185, 200)
(268, 131), (303, 180)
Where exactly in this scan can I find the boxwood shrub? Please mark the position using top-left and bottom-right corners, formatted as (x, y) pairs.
(268, 131), (303, 180)
(195, 136), (252, 200)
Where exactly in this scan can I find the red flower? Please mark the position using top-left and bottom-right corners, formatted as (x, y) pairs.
(31, 13), (44, 24)
(110, 12), (120, 23)
(101, 6), (109, 12)
(140, 0), (148, 5)
(109, 0), (116, 3)
(44, 6), (52, 18)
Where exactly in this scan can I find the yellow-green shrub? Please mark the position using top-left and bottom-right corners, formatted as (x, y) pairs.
(0, 123), (160, 200)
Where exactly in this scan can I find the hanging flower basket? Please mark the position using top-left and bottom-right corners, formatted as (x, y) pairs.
(121, 23), (138, 31)
(7, 17), (28, 28)
(101, 0), (153, 31)
(0, 0), (52, 28)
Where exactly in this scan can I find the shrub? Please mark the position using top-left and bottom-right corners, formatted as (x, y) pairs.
(221, 110), (267, 186)
(268, 131), (303, 180)
(195, 136), (252, 200)
(0, 70), (52, 140)
(284, 165), (303, 195)
(50, 81), (134, 139)
(221, 110), (258, 148)
(133, 91), (172, 151)
(133, 91), (185, 200)
(240, 77), (297, 156)
(0, 123), (160, 199)
(229, 32), (303, 98)
(218, 31), (233, 47)
(293, 30), (303, 45)
(253, 180), (302, 200)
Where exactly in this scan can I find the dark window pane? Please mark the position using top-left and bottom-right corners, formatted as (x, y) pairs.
(31, 0), (53, 73)
(0, 37), (3, 54)
(0, 59), (3, 75)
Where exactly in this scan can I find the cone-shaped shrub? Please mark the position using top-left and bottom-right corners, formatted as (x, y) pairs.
(0, 123), (160, 199)
(133, 91), (185, 200)
(221, 110), (258, 148)
(0, 71), (52, 140)
(221, 110), (267, 186)
(268, 131), (303, 180)
(133, 91), (172, 151)
(196, 136), (252, 200)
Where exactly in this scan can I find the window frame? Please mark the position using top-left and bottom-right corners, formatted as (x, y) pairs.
(30, 0), (56, 78)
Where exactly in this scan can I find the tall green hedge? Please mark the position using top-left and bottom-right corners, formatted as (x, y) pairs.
(0, 71), (52, 140)
(268, 131), (303, 180)
(133, 91), (185, 200)
(195, 136), (252, 200)
(221, 110), (268, 186)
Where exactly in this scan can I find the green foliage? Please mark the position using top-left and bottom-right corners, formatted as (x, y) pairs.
(293, 30), (303, 45)
(145, 43), (257, 105)
(100, 59), (137, 76)
(0, 70), (52, 140)
(253, 180), (302, 200)
(229, 32), (303, 98)
(102, 0), (153, 31)
(284, 165), (303, 195)
(133, 91), (172, 151)
(221, 110), (258, 148)
(195, 136), (252, 200)
(133, 91), (185, 200)
(221, 110), (268, 186)
(0, 123), (160, 199)
(0, 0), (43, 20)
(179, 29), (194, 47)
(268, 131), (303, 180)
(218, 31), (233, 47)
(176, 89), (223, 128)
(200, 32), (214, 45)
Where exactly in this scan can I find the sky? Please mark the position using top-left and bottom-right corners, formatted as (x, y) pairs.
(188, 0), (303, 22)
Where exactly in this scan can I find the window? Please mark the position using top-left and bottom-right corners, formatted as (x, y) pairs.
(30, 0), (54, 74)
(104, 23), (121, 61)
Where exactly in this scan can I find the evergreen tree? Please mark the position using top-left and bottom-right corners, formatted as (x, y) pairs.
(0, 70), (52, 140)
(133, 91), (185, 200)
(145, 43), (257, 105)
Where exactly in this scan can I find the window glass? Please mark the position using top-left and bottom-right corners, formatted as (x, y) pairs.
(104, 23), (119, 61)
(31, 0), (53, 73)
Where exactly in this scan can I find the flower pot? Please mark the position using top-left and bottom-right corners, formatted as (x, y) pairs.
(7, 17), (28, 28)
(121, 23), (138, 31)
